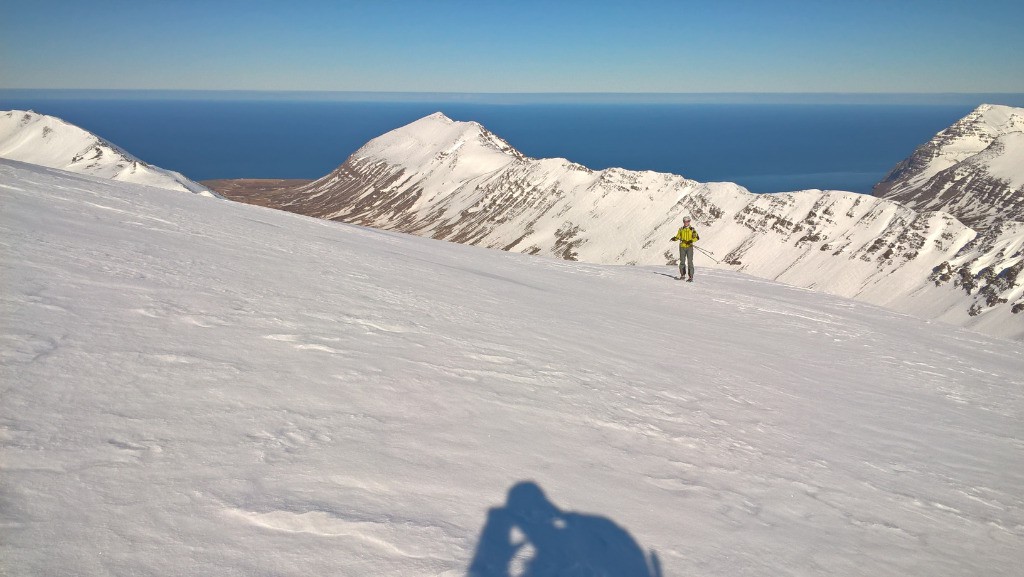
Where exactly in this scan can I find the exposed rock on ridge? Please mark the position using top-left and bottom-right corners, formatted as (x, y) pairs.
(0, 109), (216, 196)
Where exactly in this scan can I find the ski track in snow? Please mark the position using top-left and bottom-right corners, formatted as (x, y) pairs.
(2, 158), (1023, 576)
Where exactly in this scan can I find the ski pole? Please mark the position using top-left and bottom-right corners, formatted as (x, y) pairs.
(694, 245), (721, 264)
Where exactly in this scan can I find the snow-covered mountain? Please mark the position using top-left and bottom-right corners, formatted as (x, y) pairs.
(0, 109), (216, 196)
(874, 104), (1024, 229)
(253, 112), (1024, 340)
(3, 158), (1022, 576)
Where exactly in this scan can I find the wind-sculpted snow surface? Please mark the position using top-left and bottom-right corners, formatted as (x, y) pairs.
(0, 109), (216, 196)
(2, 159), (1023, 576)
(267, 112), (1024, 340)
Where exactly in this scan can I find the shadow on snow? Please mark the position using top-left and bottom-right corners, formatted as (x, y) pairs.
(466, 481), (661, 577)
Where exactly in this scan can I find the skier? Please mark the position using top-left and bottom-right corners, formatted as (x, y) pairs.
(671, 216), (700, 282)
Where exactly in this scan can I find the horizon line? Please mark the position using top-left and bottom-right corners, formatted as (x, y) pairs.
(4, 88), (1023, 106)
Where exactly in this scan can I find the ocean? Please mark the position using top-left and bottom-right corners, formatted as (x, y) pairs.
(0, 93), (996, 193)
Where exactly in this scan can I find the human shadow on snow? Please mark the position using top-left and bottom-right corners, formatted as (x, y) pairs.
(652, 271), (682, 281)
(466, 481), (661, 577)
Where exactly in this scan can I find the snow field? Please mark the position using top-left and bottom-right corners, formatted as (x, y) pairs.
(2, 158), (1023, 576)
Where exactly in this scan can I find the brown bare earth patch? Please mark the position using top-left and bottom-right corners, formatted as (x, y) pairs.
(201, 179), (313, 208)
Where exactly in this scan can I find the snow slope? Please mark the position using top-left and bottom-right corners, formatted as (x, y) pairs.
(2, 158), (1023, 576)
(262, 112), (1024, 340)
(0, 109), (216, 196)
(874, 104), (1024, 229)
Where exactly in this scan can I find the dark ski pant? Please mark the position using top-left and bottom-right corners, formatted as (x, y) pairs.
(679, 246), (695, 279)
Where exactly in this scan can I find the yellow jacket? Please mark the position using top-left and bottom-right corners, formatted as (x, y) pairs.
(672, 226), (699, 248)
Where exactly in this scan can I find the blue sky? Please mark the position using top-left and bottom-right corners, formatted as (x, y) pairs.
(2, 0), (1022, 93)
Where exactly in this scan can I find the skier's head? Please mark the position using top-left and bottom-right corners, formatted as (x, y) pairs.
(683, 216), (691, 225)
(506, 481), (559, 522)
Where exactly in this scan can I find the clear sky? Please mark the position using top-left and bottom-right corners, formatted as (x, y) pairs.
(2, 0), (1022, 93)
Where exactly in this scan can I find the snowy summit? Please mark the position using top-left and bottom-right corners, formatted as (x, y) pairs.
(0, 110), (215, 196)
(874, 104), (1024, 229)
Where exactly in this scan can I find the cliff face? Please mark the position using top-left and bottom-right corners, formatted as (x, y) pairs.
(225, 112), (1022, 339)
(874, 104), (1024, 230)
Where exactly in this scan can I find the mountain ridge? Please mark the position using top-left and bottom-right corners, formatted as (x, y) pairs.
(217, 111), (1023, 339)
(4, 107), (1021, 338)
(0, 109), (216, 196)
(874, 103), (1024, 229)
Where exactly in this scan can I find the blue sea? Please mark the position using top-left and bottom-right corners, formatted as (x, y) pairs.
(2, 91), (1015, 193)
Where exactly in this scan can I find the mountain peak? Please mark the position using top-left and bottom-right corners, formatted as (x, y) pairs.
(971, 103), (1023, 124)
(352, 112), (524, 171)
(424, 111), (455, 123)
(941, 104), (1023, 148)
(873, 104), (1024, 229)
(0, 109), (214, 196)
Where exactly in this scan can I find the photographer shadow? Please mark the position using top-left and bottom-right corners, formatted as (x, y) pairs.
(467, 481), (661, 577)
